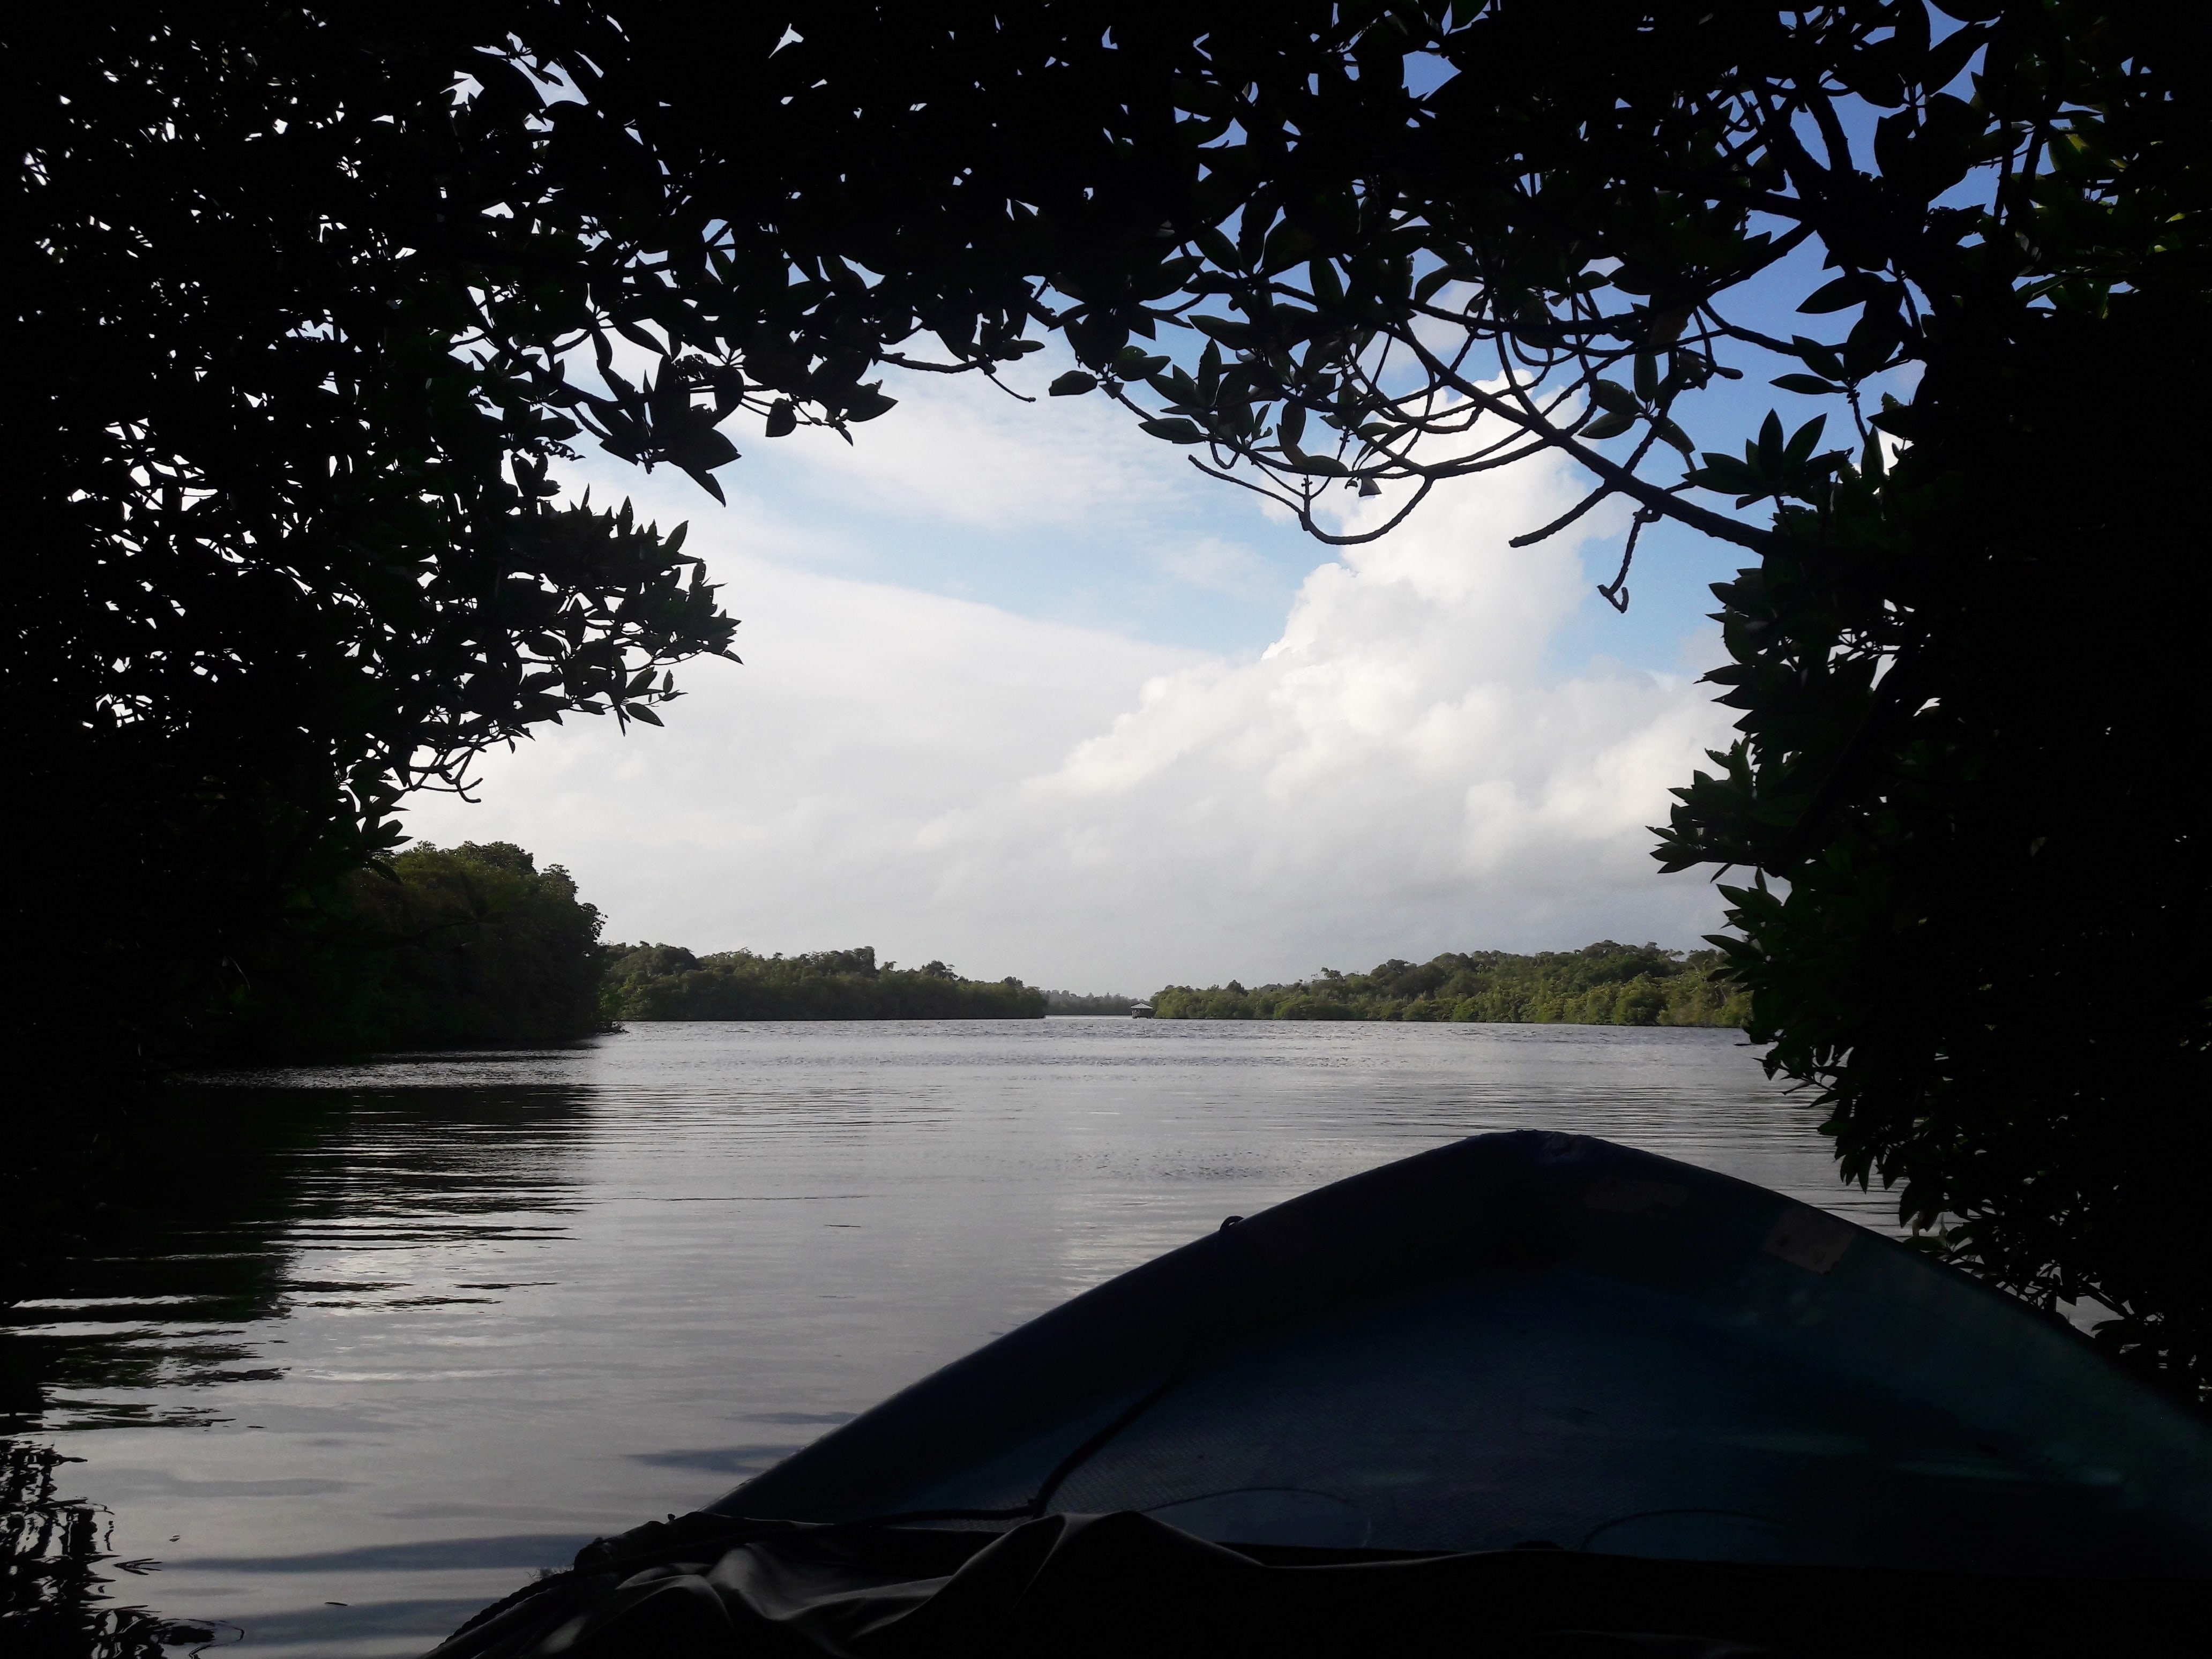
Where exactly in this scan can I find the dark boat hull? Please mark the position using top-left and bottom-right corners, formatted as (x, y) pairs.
(718, 1131), (2212, 1573)
(428, 1133), (2212, 1657)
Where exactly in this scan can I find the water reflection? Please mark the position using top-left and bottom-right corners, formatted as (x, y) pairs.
(1, 1442), (173, 1656)
(5, 1090), (592, 1437)
(4, 1021), (1841, 1656)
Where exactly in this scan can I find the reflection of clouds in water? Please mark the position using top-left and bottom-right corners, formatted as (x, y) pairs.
(625, 1444), (803, 1474)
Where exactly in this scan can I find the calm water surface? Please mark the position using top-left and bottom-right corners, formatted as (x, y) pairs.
(8, 1019), (1869, 1655)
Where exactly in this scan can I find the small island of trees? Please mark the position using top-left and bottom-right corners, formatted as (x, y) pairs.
(601, 944), (1046, 1021)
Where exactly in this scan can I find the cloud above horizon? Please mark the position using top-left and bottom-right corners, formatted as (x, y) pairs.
(404, 375), (1739, 994)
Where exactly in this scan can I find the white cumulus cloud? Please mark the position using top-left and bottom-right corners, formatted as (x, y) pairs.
(768, 357), (1200, 530)
(405, 440), (1737, 993)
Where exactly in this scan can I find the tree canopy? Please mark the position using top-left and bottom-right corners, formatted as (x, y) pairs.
(207, 841), (609, 1056)
(21, 4), (745, 1074)
(26, 3), (2211, 1384)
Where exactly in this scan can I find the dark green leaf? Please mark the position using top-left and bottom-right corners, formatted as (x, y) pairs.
(1690, 454), (1760, 494)
(1845, 312), (1900, 379)
(1798, 275), (1864, 313)
(676, 466), (727, 504)
(672, 425), (739, 469)
(1784, 415), (1828, 468)
(1590, 379), (1640, 416)
(1756, 410), (1785, 470)
(1139, 416), (1206, 443)
(1922, 24), (1990, 94)
(1260, 220), (1318, 274)
(1190, 314), (1254, 348)
(1791, 335), (1848, 382)
(845, 383), (898, 422)
(1196, 226), (1242, 272)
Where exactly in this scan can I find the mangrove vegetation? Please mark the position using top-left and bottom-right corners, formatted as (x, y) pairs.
(601, 945), (1047, 1021)
(206, 842), (609, 1058)
(1150, 944), (1749, 1027)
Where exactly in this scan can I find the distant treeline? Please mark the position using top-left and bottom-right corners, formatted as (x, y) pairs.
(211, 842), (607, 1056)
(1149, 943), (1748, 1028)
(217, 843), (1733, 1051)
(602, 944), (1047, 1020)
(1043, 991), (1138, 1015)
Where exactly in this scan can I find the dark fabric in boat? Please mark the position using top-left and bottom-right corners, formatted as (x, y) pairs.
(424, 1508), (2204, 1657)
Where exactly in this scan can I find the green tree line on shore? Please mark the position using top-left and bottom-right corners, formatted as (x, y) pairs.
(219, 883), (1739, 1041)
(602, 944), (1046, 1021)
(223, 873), (1054, 1045)
(205, 842), (607, 1057)
(1150, 944), (1748, 1027)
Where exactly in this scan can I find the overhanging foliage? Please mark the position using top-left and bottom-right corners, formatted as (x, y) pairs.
(22, 2), (2211, 1384)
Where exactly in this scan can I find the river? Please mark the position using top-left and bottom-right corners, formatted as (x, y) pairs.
(4, 1019), (1869, 1656)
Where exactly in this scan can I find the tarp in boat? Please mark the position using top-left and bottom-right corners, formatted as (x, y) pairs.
(427, 1131), (2212, 1656)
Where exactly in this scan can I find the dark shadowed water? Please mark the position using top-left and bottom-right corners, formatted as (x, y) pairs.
(5, 1019), (1865, 1656)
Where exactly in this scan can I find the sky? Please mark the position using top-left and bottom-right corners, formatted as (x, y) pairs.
(403, 343), (1759, 995)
